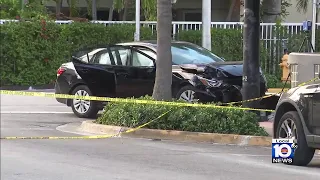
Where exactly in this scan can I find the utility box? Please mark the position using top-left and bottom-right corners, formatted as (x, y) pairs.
(288, 53), (320, 87)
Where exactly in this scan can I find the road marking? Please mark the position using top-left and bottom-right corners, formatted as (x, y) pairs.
(1, 111), (73, 114)
(229, 154), (270, 157)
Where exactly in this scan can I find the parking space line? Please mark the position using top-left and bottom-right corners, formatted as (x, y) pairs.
(1, 111), (74, 114)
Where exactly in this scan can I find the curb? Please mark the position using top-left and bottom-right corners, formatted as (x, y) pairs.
(80, 120), (272, 147)
(0, 84), (55, 91)
(80, 121), (320, 154)
(267, 88), (289, 93)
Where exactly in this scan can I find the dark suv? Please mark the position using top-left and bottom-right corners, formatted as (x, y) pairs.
(273, 75), (320, 166)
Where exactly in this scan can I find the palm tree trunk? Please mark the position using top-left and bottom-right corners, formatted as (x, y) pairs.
(261, 0), (281, 22)
(152, 0), (172, 101)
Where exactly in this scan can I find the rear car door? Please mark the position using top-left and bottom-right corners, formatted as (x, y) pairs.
(72, 48), (117, 97)
(108, 45), (156, 98)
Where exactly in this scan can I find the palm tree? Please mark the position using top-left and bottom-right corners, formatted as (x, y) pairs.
(296, 0), (319, 22)
(152, 0), (172, 101)
(261, 0), (281, 22)
(261, 0), (318, 23)
(296, 0), (311, 13)
(113, 0), (157, 21)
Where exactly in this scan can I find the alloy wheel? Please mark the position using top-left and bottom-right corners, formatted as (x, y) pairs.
(179, 90), (196, 103)
(73, 90), (91, 114)
(278, 118), (298, 142)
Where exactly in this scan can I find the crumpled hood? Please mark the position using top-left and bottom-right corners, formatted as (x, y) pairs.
(207, 61), (243, 77)
(173, 61), (245, 79)
(172, 65), (198, 80)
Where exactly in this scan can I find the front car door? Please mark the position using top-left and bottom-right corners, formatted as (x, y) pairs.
(107, 45), (156, 98)
(129, 46), (156, 97)
(312, 86), (320, 136)
(301, 79), (320, 144)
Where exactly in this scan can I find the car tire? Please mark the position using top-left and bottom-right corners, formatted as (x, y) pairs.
(175, 85), (198, 103)
(275, 111), (315, 166)
(71, 85), (99, 119)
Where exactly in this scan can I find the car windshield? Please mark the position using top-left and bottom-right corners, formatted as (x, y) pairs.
(171, 43), (224, 65)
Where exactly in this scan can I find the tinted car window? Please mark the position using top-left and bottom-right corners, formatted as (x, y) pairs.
(171, 43), (224, 65)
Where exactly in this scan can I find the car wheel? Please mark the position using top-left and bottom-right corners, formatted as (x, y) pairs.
(176, 85), (198, 103)
(276, 111), (315, 166)
(71, 85), (99, 119)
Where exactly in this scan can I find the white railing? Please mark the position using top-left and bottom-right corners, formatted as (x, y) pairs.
(1, 19), (319, 39)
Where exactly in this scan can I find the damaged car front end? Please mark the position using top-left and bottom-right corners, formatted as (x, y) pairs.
(178, 62), (268, 106)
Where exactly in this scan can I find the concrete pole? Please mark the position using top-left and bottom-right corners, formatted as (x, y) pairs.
(92, 0), (97, 20)
(21, 0), (25, 10)
(243, 0), (260, 111)
(311, 0), (317, 52)
(202, 0), (211, 51)
(135, 0), (141, 41)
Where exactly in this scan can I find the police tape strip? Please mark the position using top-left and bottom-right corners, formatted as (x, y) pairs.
(0, 77), (318, 114)
(0, 110), (172, 140)
(222, 77), (320, 105)
(0, 90), (275, 112)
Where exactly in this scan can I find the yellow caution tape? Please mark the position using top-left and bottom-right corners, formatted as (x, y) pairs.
(0, 77), (318, 114)
(0, 89), (275, 112)
(0, 110), (172, 140)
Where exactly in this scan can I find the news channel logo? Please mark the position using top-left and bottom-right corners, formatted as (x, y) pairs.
(272, 138), (298, 164)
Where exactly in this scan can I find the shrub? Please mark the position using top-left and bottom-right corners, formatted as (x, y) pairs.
(96, 96), (269, 136)
(0, 21), (155, 86)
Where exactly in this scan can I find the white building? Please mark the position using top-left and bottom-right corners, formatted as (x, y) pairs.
(44, 0), (318, 23)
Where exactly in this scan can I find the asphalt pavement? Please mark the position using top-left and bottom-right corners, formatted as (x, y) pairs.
(1, 93), (320, 180)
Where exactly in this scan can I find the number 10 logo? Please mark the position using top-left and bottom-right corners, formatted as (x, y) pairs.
(272, 139), (297, 163)
(273, 144), (293, 158)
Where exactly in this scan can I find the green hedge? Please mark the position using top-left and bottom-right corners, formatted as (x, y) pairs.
(0, 21), (155, 86)
(96, 96), (269, 136)
(1, 20), (319, 87)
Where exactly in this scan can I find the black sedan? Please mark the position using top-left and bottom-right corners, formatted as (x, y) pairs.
(55, 41), (268, 118)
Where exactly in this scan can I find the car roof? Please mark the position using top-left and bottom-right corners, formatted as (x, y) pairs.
(116, 40), (195, 49)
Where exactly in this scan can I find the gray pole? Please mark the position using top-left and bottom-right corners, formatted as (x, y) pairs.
(311, 0), (317, 52)
(135, 0), (141, 41)
(243, 0), (260, 110)
(202, 0), (211, 51)
(92, 0), (97, 20)
(21, 0), (25, 10)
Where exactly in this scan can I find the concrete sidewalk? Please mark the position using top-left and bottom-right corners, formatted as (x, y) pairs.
(259, 121), (273, 136)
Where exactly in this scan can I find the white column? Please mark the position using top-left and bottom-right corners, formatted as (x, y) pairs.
(92, 0), (97, 20)
(202, 0), (211, 51)
(311, 0), (318, 52)
(135, 0), (141, 41)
